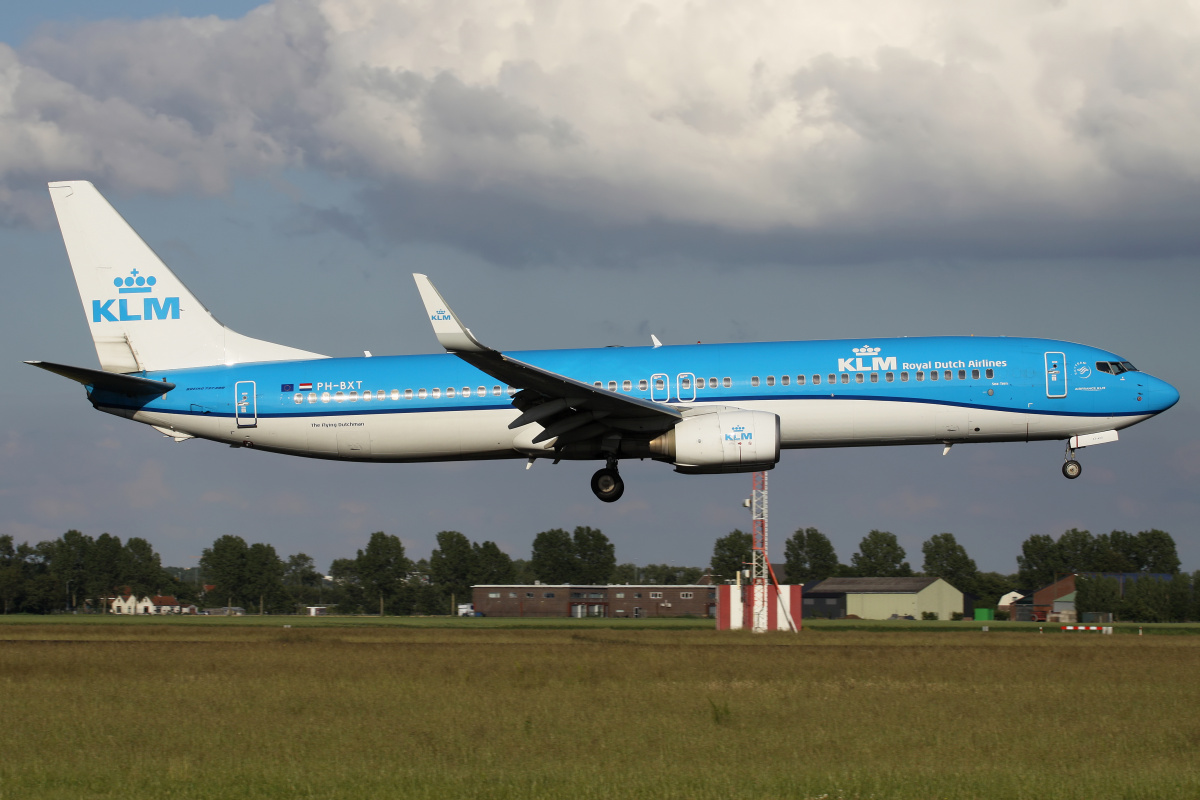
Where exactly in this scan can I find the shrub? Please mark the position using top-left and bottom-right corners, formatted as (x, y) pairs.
(921, 611), (939, 621)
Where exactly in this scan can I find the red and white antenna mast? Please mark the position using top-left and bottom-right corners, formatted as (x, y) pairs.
(748, 471), (798, 633)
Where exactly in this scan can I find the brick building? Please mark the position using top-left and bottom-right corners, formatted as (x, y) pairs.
(472, 584), (718, 618)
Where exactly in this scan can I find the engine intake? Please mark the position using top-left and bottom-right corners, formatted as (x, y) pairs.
(649, 409), (780, 474)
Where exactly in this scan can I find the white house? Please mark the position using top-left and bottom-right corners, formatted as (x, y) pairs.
(110, 594), (137, 614)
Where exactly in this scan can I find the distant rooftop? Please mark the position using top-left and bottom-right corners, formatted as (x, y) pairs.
(806, 577), (945, 594)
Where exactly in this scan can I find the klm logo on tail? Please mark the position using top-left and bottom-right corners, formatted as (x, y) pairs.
(93, 270), (180, 322)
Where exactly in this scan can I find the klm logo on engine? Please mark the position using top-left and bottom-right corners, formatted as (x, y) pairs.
(92, 270), (180, 322)
(725, 425), (753, 442)
(838, 345), (896, 372)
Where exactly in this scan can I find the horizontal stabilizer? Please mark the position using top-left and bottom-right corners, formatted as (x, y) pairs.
(25, 360), (175, 396)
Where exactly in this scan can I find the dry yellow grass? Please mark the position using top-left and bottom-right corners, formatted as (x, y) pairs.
(1, 624), (1197, 799)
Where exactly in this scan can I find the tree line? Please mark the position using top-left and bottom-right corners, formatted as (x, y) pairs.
(1, 525), (1192, 620)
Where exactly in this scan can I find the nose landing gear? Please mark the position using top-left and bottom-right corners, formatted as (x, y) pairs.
(1062, 442), (1082, 479)
(590, 459), (625, 502)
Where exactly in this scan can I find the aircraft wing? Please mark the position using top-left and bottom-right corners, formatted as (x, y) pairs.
(413, 274), (680, 446)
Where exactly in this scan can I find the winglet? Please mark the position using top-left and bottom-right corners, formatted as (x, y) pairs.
(413, 274), (490, 353)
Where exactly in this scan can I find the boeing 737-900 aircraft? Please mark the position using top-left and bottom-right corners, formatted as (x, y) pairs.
(28, 182), (1179, 502)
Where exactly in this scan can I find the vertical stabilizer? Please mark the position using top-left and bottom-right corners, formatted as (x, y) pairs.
(48, 181), (324, 373)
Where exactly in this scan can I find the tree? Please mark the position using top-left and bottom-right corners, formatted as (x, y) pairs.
(473, 541), (515, 584)
(973, 572), (1018, 607)
(1016, 534), (1064, 592)
(1074, 575), (1122, 618)
(783, 527), (839, 583)
(200, 535), (249, 608)
(0, 535), (24, 614)
(52, 530), (93, 610)
(850, 530), (912, 577)
(1137, 529), (1181, 574)
(1056, 528), (1096, 573)
(710, 530), (752, 582)
(430, 531), (476, 602)
(86, 533), (125, 603)
(123, 537), (167, 597)
(355, 532), (411, 615)
(920, 533), (978, 595)
(244, 542), (286, 614)
(530, 529), (575, 584)
(572, 527), (615, 584)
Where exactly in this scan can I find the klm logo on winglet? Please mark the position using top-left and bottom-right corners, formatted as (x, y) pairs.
(93, 270), (180, 322)
(430, 308), (452, 322)
(839, 345), (897, 372)
(725, 425), (753, 442)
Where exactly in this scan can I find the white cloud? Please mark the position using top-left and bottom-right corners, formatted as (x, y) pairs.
(3, 0), (1199, 256)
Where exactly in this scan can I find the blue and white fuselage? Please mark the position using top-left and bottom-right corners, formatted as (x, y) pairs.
(29, 182), (1180, 502)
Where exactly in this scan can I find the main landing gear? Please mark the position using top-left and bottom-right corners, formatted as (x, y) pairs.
(1062, 442), (1082, 479)
(590, 459), (625, 503)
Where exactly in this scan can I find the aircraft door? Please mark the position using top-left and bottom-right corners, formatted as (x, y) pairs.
(1044, 352), (1067, 398)
(234, 381), (257, 428)
(676, 373), (697, 402)
(650, 373), (669, 402)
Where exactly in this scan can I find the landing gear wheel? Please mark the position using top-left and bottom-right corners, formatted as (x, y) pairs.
(590, 468), (625, 503)
(1062, 460), (1082, 479)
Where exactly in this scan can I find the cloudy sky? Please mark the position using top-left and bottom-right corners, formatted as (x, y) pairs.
(2, 1), (1197, 578)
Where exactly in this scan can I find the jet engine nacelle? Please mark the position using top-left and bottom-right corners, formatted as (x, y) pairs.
(649, 409), (780, 474)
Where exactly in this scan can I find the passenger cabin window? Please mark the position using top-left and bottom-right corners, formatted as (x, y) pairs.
(431, 388), (441, 398)
(797, 375), (806, 385)
(608, 381), (617, 391)
(723, 377), (731, 388)
(379, 390), (386, 401)
(916, 372), (924, 381)
(812, 375), (820, 385)
(944, 370), (952, 381)
(463, 387), (472, 397)
(321, 392), (331, 403)
(828, 374), (836, 384)
(655, 378), (666, 391)
(958, 369), (966, 380)
(623, 380), (632, 391)
(752, 377), (760, 387)
(404, 389), (412, 399)
(766, 376), (775, 386)
(594, 381), (602, 388)
(855, 373), (864, 384)
(870, 373), (879, 383)
(972, 369), (980, 379)
(781, 375), (790, 386)
(639, 379), (648, 391)
(349, 391), (357, 401)
(900, 372), (908, 382)
(334, 391), (345, 402)
(507, 386), (517, 396)
(840, 374), (849, 384)
(294, 393), (303, 404)
(493, 386), (501, 396)
(447, 388), (456, 398)
(709, 377), (718, 388)
(885, 372), (894, 382)
(985, 369), (994, 379)
(680, 377), (692, 389)
(418, 389), (427, 399)
(930, 371), (938, 381)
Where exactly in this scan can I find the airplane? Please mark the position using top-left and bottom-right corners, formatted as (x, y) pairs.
(28, 181), (1180, 502)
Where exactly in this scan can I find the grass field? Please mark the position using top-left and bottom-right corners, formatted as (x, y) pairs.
(1, 618), (1197, 799)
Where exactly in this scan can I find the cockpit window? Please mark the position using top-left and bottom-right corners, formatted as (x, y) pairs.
(1096, 361), (1139, 375)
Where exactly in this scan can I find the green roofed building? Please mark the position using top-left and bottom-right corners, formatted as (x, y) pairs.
(801, 577), (964, 621)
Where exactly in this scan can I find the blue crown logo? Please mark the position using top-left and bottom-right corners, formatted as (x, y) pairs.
(852, 345), (880, 356)
(731, 425), (745, 432)
(114, 269), (156, 294)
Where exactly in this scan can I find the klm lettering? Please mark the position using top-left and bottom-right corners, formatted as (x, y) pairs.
(93, 297), (181, 322)
(724, 431), (753, 441)
(838, 355), (897, 372)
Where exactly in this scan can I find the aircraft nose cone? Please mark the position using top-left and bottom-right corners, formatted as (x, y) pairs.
(1146, 377), (1180, 413)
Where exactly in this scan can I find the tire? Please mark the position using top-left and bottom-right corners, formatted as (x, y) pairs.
(1062, 460), (1082, 479)
(590, 468), (625, 502)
